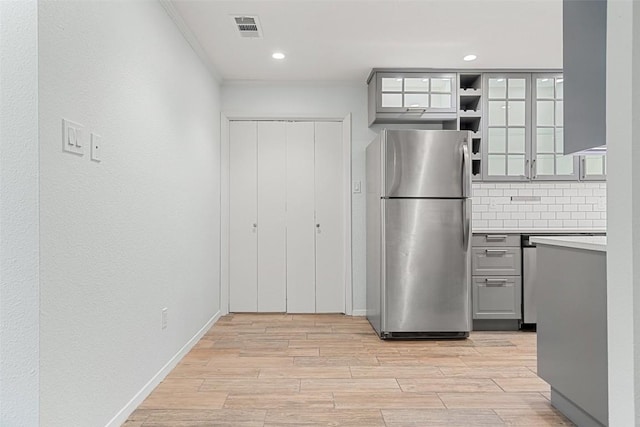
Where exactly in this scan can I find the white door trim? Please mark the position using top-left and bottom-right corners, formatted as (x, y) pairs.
(220, 113), (353, 315)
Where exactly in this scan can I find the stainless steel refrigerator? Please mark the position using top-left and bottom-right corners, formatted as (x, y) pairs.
(366, 129), (472, 339)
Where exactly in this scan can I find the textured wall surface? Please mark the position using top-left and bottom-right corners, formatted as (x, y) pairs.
(38, 2), (221, 425)
(0, 1), (39, 425)
(472, 182), (607, 230)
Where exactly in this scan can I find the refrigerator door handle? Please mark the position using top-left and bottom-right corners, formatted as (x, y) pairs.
(462, 199), (470, 249)
(462, 143), (471, 198)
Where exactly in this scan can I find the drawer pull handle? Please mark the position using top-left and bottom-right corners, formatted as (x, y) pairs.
(485, 279), (508, 287)
(485, 235), (508, 241)
(485, 249), (508, 255)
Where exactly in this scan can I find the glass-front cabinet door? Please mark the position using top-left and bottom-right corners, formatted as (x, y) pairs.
(377, 72), (457, 113)
(532, 74), (579, 180)
(580, 155), (607, 180)
(483, 74), (531, 181)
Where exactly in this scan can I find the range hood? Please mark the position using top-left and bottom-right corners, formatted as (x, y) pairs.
(572, 145), (607, 156)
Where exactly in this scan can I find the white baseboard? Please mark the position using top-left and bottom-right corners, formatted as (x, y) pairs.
(105, 310), (221, 427)
(351, 309), (367, 317)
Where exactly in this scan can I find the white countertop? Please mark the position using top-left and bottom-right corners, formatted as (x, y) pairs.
(530, 236), (607, 252)
(473, 229), (606, 235)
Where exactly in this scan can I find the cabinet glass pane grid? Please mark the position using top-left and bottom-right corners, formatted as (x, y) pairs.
(486, 77), (527, 178)
(534, 76), (572, 177)
(380, 76), (453, 109)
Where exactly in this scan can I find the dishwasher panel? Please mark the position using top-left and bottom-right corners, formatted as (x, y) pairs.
(522, 244), (537, 324)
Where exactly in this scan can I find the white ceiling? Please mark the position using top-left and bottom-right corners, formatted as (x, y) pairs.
(171, 0), (562, 82)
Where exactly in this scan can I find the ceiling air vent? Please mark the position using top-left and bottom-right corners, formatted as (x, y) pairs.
(233, 16), (262, 38)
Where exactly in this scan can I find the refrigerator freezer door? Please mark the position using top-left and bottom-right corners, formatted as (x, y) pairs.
(383, 198), (471, 333)
(383, 130), (470, 198)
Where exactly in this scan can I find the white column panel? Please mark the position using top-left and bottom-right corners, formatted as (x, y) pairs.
(286, 122), (316, 313)
(229, 121), (258, 312)
(314, 122), (345, 313)
(257, 122), (287, 312)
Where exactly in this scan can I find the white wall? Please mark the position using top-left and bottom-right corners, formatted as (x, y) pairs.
(606, 0), (637, 424)
(38, 2), (221, 426)
(222, 81), (374, 313)
(0, 1), (39, 425)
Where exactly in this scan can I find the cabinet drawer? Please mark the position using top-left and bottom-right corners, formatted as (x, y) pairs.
(472, 234), (520, 247)
(472, 247), (521, 276)
(473, 276), (522, 320)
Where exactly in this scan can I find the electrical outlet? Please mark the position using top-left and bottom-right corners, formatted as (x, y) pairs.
(161, 307), (168, 330)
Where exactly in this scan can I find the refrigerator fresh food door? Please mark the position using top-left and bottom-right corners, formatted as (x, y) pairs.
(383, 198), (471, 333)
(383, 130), (470, 198)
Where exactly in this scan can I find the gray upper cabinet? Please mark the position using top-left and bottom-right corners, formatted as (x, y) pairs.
(482, 74), (531, 181)
(367, 70), (458, 125)
(531, 73), (579, 180)
(562, 0), (607, 154)
(580, 155), (607, 181)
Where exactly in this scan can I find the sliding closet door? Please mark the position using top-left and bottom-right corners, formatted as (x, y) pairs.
(314, 122), (345, 313)
(229, 121), (257, 312)
(286, 122), (316, 313)
(257, 122), (287, 312)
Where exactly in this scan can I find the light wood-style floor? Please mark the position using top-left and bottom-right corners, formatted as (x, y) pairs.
(124, 314), (574, 426)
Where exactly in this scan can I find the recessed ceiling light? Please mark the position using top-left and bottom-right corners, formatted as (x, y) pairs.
(272, 52), (285, 60)
(463, 54), (477, 61)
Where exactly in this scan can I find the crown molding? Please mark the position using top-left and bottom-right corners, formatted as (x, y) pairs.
(159, 0), (222, 83)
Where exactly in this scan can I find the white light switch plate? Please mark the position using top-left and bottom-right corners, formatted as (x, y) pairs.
(62, 118), (84, 155)
(352, 181), (362, 194)
(91, 133), (102, 162)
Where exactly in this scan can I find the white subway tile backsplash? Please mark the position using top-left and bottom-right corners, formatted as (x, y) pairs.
(571, 212), (586, 220)
(471, 182), (606, 231)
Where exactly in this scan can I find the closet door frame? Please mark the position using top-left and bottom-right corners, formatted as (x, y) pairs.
(221, 113), (353, 315)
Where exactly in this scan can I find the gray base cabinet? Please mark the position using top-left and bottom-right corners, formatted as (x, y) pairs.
(471, 234), (522, 328)
(473, 276), (522, 319)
